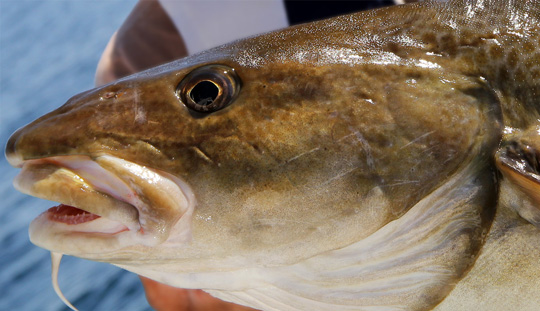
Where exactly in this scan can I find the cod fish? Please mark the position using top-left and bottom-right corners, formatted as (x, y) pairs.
(6, 0), (540, 310)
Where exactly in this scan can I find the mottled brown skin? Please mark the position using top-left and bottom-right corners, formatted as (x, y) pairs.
(6, 0), (540, 310)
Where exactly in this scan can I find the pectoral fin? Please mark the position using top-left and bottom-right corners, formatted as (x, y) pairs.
(496, 130), (540, 227)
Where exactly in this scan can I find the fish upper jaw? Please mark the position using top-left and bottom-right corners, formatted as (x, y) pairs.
(12, 154), (196, 255)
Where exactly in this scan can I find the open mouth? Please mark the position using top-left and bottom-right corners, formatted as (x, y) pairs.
(40, 204), (130, 234)
(47, 204), (102, 225)
(12, 155), (195, 254)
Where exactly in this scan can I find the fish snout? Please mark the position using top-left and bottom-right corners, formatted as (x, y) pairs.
(5, 127), (25, 167)
(4, 86), (124, 165)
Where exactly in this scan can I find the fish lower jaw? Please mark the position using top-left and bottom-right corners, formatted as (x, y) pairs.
(26, 199), (151, 254)
(29, 206), (133, 254)
(29, 212), (142, 255)
(27, 198), (171, 255)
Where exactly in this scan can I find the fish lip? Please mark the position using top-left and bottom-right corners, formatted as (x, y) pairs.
(13, 155), (196, 250)
(15, 157), (142, 233)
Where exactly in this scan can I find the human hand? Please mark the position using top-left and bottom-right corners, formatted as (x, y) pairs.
(140, 276), (258, 311)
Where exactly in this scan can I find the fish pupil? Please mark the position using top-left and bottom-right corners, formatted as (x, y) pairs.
(190, 80), (219, 106)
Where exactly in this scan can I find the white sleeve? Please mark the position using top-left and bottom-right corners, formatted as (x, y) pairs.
(158, 0), (289, 55)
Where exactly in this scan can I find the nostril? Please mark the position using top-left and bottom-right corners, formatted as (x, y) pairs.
(5, 128), (24, 167)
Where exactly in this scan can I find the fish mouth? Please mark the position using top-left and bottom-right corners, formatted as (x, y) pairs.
(12, 155), (195, 255)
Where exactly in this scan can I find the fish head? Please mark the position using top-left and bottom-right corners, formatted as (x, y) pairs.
(6, 6), (504, 308)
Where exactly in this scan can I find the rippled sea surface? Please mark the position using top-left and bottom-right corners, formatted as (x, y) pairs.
(0, 1), (153, 310)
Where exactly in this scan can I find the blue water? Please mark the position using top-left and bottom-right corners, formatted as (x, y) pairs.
(0, 1), (152, 310)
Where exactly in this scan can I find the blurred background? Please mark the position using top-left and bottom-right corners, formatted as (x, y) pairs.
(0, 1), (151, 310)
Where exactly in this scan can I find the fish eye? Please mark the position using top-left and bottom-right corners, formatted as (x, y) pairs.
(176, 65), (241, 113)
